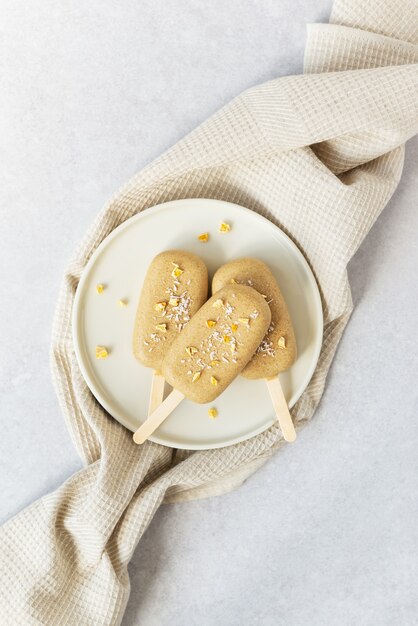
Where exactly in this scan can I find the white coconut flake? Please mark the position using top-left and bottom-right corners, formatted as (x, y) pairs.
(256, 338), (275, 357)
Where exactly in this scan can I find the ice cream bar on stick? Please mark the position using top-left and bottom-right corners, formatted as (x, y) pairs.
(212, 258), (297, 442)
(133, 250), (208, 415)
(133, 284), (271, 444)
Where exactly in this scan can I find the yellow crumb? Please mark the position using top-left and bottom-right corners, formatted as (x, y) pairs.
(238, 318), (249, 325)
(169, 298), (179, 306)
(96, 283), (105, 294)
(118, 299), (128, 307)
(185, 346), (198, 357)
(198, 232), (209, 242)
(155, 302), (167, 312)
(278, 336), (286, 348)
(213, 299), (223, 308)
(95, 346), (108, 359)
(231, 324), (238, 332)
(210, 376), (218, 386)
(206, 319), (217, 328)
(171, 263), (183, 278)
(192, 371), (201, 382)
(208, 408), (218, 419)
(155, 323), (167, 332)
(219, 222), (231, 233)
(230, 278), (237, 284)
(210, 360), (220, 367)
(223, 335), (231, 343)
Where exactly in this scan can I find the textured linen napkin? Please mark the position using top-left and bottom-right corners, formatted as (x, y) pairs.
(1, 0), (417, 624)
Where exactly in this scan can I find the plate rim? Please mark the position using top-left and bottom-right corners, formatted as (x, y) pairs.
(72, 198), (323, 449)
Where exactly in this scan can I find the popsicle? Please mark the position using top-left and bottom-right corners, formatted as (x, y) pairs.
(212, 258), (297, 442)
(133, 284), (271, 443)
(133, 250), (208, 415)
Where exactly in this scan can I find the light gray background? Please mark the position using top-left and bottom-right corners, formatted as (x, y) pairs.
(1, 1), (417, 625)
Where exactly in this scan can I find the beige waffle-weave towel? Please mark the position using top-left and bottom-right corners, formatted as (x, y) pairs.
(1, 1), (417, 624)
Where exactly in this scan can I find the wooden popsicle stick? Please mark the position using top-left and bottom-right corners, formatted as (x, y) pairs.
(265, 377), (296, 443)
(148, 370), (166, 416)
(133, 388), (185, 444)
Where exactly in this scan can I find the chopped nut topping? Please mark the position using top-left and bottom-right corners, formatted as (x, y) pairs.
(213, 299), (223, 308)
(198, 232), (209, 242)
(171, 263), (183, 278)
(277, 336), (286, 348)
(219, 222), (231, 233)
(230, 278), (237, 284)
(206, 319), (217, 328)
(118, 299), (128, 307)
(210, 360), (220, 367)
(192, 371), (201, 383)
(238, 318), (249, 325)
(185, 346), (198, 357)
(164, 286), (192, 332)
(155, 302), (167, 312)
(208, 408), (218, 419)
(223, 335), (231, 343)
(257, 338), (275, 357)
(95, 346), (108, 359)
(210, 376), (218, 386)
(96, 283), (105, 294)
(231, 324), (238, 332)
(155, 323), (167, 332)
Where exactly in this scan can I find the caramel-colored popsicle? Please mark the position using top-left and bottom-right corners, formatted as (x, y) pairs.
(212, 258), (297, 442)
(163, 284), (271, 402)
(133, 285), (271, 443)
(133, 250), (208, 414)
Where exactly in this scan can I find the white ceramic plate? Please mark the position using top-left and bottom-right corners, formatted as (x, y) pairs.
(73, 199), (323, 449)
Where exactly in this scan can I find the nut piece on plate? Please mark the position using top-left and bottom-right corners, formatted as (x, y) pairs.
(95, 346), (109, 359)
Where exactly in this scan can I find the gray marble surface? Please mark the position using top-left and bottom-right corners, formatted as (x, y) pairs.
(1, 1), (417, 625)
